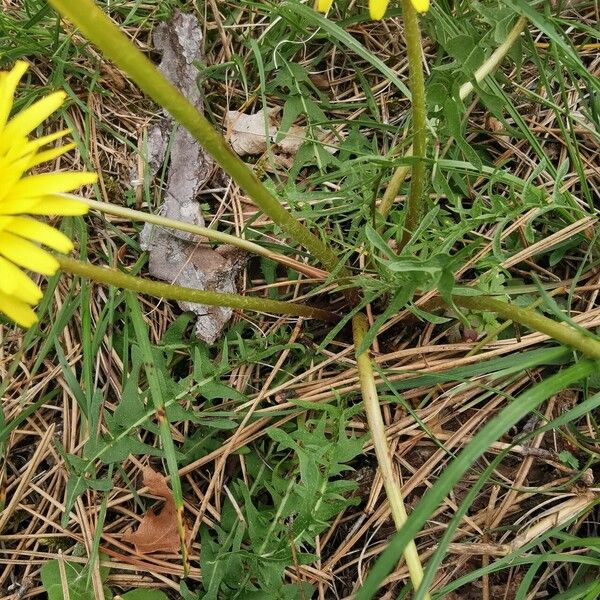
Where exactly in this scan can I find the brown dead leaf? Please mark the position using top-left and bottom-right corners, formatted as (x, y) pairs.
(225, 109), (339, 160)
(485, 113), (509, 143)
(122, 466), (184, 555)
(276, 124), (313, 155)
(309, 72), (331, 90)
(226, 107), (279, 155)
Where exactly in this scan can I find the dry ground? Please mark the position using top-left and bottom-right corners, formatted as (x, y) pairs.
(1, 1), (600, 599)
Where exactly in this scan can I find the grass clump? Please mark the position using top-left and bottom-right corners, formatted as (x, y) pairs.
(1, 0), (600, 599)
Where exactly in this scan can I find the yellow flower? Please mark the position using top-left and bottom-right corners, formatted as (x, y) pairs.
(317, 0), (429, 20)
(0, 61), (97, 327)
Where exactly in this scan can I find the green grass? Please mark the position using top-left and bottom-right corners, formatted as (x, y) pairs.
(1, 0), (599, 598)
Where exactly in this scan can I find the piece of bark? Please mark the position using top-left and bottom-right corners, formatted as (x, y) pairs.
(144, 240), (246, 344)
(139, 9), (211, 236)
(138, 10), (244, 342)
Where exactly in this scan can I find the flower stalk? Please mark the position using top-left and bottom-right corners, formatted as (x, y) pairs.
(56, 255), (338, 323)
(74, 196), (329, 280)
(453, 295), (600, 360)
(352, 313), (430, 599)
(397, 0), (427, 249)
(48, 0), (346, 277)
(378, 15), (528, 223)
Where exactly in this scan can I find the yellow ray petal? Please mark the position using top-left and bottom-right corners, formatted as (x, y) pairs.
(11, 172), (98, 199)
(27, 143), (76, 169)
(369, 0), (389, 19)
(0, 290), (38, 327)
(1, 216), (74, 253)
(0, 256), (43, 305)
(0, 153), (34, 203)
(18, 128), (71, 155)
(0, 195), (89, 216)
(317, 0), (334, 11)
(0, 61), (28, 131)
(410, 0), (429, 12)
(0, 197), (41, 215)
(3, 91), (66, 139)
(3, 129), (71, 164)
(0, 231), (59, 276)
(29, 195), (90, 216)
(2, 135), (30, 162)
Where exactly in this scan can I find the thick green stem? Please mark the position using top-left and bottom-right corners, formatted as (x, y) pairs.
(48, 0), (345, 276)
(378, 16), (528, 222)
(398, 0), (427, 249)
(56, 256), (337, 322)
(454, 295), (600, 360)
(352, 313), (431, 599)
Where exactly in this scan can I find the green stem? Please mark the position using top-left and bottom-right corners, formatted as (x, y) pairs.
(56, 255), (337, 323)
(398, 0), (427, 249)
(49, 0), (345, 276)
(458, 17), (528, 100)
(453, 295), (600, 360)
(79, 197), (273, 257)
(378, 16), (528, 222)
(352, 313), (431, 599)
(466, 286), (561, 357)
(378, 147), (412, 227)
(73, 196), (330, 279)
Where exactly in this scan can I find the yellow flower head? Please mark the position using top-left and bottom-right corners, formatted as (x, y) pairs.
(317, 0), (429, 20)
(0, 61), (97, 327)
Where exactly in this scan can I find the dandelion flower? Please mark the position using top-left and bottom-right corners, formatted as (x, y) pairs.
(0, 61), (97, 327)
(317, 0), (429, 20)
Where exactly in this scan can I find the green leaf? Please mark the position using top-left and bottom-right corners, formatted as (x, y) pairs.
(443, 96), (482, 170)
(446, 34), (485, 73)
(160, 313), (194, 347)
(41, 560), (112, 600)
(427, 81), (449, 108)
(84, 434), (162, 464)
(278, 2), (411, 99)
(121, 590), (169, 600)
(267, 426), (303, 454)
(409, 303), (452, 325)
(199, 526), (226, 600)
(279, 95), (304, 139)
(384, 254), (450, 275)
(193, 347), (246, 402)
(558, 450), (579, 470)
(112, 350), (146, 427)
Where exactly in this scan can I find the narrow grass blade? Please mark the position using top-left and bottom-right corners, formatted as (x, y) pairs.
(279, 2), (411, 99)
(125, 292), (189, 575)
(356, 359), (596, 600)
